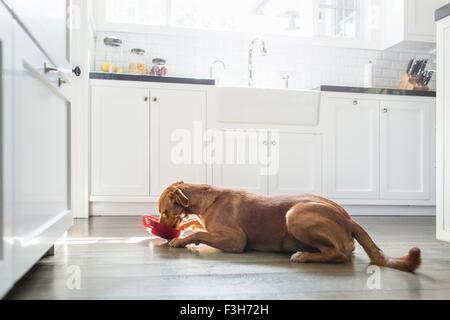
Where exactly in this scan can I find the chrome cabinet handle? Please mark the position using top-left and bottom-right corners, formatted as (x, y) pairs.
(153, 97), (158, 102)
(58, 78), (67, 87)
(271, 140), (277, 146)
(144, 97), (149, 102)
(352, 100), (358, 106)
(44, 62), (58, 74)
(44, 62), (71, 86)
(382, 108), (388, 113)
(262, 140), (268, 145)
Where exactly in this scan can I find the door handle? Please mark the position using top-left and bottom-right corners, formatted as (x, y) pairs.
(72, 66), (81, 77)
(44, 62), (59, 73)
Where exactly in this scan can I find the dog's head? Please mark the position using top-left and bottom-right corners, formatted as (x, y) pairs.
(158, 181), (190, 228)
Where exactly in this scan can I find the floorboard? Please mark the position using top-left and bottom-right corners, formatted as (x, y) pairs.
(5, 216), (450, 300)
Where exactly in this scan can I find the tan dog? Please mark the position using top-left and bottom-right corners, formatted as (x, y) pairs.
(158, 181), (421, 272)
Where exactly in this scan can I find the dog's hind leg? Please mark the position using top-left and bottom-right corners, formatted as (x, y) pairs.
(290, 250), (347, 264)
(285, 203), (353, 264)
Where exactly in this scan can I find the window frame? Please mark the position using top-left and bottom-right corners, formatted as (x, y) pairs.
(93, 0), (379, 50)
(317, 0), (362, 38)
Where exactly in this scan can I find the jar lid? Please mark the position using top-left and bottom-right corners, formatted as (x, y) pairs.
(152, 58), (166, 65)
(131, 48), (146, 55)
(104, 36), (122, 47)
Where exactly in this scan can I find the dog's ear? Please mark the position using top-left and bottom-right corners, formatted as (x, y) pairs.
(172, 188), (190, 208)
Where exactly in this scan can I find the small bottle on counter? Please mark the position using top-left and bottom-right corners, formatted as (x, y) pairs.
(100, 36), (124, 74)
(150, 58), (167, 76)
(128, 48), (148, 75)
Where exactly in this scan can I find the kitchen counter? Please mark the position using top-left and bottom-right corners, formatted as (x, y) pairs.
(319, 85), (436, 97)
(89, 72), (215, 85)
(435, 3), (450, 21)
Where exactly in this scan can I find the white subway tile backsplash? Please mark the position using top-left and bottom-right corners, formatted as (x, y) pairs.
(383, 69), (398, 78)
(93, 31), (436, 90)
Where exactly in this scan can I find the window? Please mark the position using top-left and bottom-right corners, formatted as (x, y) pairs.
(102, 0), (315, 36)
(105, 0), (169, 26)
(100, 0), (364, 39)
(317, 0), (361, 37)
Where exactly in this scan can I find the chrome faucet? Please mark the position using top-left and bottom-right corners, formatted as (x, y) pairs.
(209, 60), (227, 79)
(248, 37), (267, 87)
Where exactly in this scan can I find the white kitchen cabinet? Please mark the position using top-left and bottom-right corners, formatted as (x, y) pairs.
(13, 23), (72, 281)
(91, 86), (150, 196)
(327, 97), (380, 199)
(212, 130), (322, 196)
(269, 132), (322, 195)
(0, 0), (13, 298)
(211, 129), (269, 195)
(382, 0), (446, 49)
(150, 88), (207, 196)
(380, 101), (433, 200)
(10, 0), (71, 68)
(436, 13), (450, 241)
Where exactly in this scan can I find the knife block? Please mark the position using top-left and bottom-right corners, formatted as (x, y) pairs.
(398, 74), (431, 91)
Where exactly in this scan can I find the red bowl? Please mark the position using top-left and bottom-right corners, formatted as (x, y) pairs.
(142, 215), (181, 240)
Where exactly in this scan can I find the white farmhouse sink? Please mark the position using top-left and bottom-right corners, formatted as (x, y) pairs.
(212, 86), (321, 126)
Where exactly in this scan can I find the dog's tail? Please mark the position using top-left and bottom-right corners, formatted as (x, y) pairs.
(351, 221), (421, 273)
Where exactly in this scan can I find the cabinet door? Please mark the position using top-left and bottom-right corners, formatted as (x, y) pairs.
(437, 17), (450, 240)
(0, 1), (13, 298)
(150, 89), (207, 196)
(91, 86), (150, 196)
(269, 133), (322, 195)
(380, 101), (432, 200)
(406, 0), (446, 40)
(211, 130), (268, 195)
(12, 0), (71, 68)
(328, 98), (380, 199)
(13, 23), (72, 281)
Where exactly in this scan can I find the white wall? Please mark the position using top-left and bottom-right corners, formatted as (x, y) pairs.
(93, 31), (436, 90)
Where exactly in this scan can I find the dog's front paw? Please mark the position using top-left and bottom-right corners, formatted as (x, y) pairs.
(168, 238), (186, 248)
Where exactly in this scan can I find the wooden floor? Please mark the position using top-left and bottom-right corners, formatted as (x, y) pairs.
(5, 216), (450, 300)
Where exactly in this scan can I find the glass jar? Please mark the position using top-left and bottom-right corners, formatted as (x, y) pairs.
(128, 48), (148, 75)
(99, 36), (123, 74)
(150, 58), (167, 76)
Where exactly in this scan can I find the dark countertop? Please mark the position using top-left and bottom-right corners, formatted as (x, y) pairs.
(319, 85), (436, 97)
(435, 3), (450, 21)
(89, 72), (215, 85)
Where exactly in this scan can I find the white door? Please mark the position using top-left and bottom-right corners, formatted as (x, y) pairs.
(328, 97), (380, 199)
(211, 129), (268, 195)
(91, 86), (150, 196)
(380, 101), (432, 200)
(0, 1), (13, 297)
(13, 23), (72, 281)
(150, 89), (207, 196)
(437, 16), (450, 241)
(269, 132), (322, 195)
(12, 0), (71, 68)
